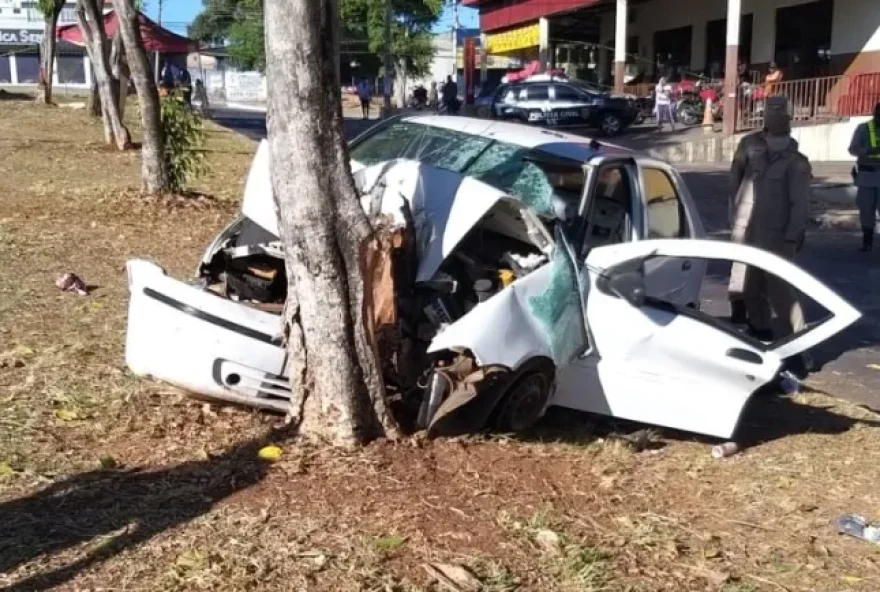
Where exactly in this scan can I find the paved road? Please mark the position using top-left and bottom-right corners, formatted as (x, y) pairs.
(211, 108), (880, 409)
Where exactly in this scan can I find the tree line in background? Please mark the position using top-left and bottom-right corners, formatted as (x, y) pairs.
(35, 0), (205, 196)
(190, 0), (444, 102)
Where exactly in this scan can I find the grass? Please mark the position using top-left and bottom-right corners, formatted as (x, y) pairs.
(2, 96), (880, 590)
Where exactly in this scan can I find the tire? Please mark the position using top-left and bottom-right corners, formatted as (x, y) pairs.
(492, 370), (553, 433)
(599, 113), (623, 136)
(676, 102), (701, 126)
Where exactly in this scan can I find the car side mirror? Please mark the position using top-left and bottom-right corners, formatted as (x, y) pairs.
(596, 260), (647, 308)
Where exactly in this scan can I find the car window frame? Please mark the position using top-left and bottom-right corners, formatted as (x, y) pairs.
(552, 84), (587, 103)
(638, 165), (690, 240)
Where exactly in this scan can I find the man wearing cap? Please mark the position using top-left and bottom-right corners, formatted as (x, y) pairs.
(728, 96), (811, 375)
(848, 102), (880, 251)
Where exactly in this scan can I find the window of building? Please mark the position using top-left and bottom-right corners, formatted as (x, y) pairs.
(642, 168), (687, 238)
(0, 56), (11, 83)
(775, 0), (833, 78)
(57, 55), (86, 85)
(15, 54), (40, 83)
(654, 26), (693, 81)
(705, 14), (753, 74)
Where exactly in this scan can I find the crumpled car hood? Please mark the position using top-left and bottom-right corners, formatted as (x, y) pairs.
(238, 140), (552, 283)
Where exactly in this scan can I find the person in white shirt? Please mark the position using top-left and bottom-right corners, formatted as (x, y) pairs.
(654, 77), (675, 132)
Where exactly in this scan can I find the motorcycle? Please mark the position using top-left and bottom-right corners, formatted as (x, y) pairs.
(409, 86), (429, 110)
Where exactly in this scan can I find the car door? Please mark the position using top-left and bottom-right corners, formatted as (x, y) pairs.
(550, 84), (591, 127)
(553, 238), (861, 439)
(635, 159), (707, 308)
(520, 84), (551, 125)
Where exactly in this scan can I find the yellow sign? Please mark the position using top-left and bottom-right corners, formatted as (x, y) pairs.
(486, 23), (540, 54)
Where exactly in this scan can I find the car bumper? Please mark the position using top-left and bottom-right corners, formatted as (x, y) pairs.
(125, 259), (290, 412)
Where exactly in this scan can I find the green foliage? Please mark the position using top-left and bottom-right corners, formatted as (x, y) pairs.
(160, 93), (207, 193)
(189, 0), (443, 76)
(35, 0), (65, 17)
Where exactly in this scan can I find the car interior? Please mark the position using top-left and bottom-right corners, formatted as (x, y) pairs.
(579, 165), (633, 254)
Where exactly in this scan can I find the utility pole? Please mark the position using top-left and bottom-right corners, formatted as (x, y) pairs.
(154, 0), (164, 84)
(451, 0), (459, 79)
(383, 0), (392, 117)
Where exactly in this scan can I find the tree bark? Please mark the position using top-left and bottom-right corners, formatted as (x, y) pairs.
(265, 0), (399, 446)
(111, 0), (169, 195)
(75, 0), (130, 149)
(88, 77), (101, 117)
(111, 30), (130, 121)
(36, 8), (62, 105)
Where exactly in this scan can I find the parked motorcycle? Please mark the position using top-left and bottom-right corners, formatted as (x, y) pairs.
(409, 85), (429, 110)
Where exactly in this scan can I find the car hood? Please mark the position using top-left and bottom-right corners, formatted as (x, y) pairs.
(239, 140), (553, 283)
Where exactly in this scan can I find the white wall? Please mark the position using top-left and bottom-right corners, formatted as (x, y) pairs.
(789, 115), (867, 161)
(597, 0), (880, 74)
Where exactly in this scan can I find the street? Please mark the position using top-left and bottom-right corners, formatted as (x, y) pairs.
(211, 107), (880, 410)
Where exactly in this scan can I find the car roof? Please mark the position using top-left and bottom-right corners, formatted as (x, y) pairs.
(396, 115), (633, 164)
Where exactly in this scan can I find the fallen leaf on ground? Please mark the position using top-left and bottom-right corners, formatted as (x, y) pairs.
(258, 445), (283, 461)
(423, 563), (482, 592)
(0, 463), (14, 478)
(866, 364), (880, 371)
(534, 528), (563, 555)
(54, 409), (79, 421)
(374, 535), (407, 550)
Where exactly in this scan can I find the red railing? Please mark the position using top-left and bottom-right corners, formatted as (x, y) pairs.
(735, 73), (880, 132)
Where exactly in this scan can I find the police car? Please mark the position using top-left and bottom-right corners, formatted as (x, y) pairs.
(484, 74), (641, 137)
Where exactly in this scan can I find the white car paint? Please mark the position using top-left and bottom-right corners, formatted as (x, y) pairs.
(126, 120), (862, 439)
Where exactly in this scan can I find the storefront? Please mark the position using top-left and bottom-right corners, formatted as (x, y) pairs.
(0, 29), (89, 87)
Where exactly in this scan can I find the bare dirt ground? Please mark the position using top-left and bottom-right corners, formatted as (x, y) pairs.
(2, 99), (880, 592)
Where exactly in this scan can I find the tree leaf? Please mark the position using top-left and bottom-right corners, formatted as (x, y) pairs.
(54, 409), (79, 421)
(374, 535), (407, 550)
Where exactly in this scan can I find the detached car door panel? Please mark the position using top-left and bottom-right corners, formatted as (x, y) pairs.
(553, 238), (861, 439)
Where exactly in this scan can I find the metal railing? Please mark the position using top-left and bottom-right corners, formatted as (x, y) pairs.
(734, 73), (880, 132)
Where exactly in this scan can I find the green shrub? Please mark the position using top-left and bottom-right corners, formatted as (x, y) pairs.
(160, 92), (207, 193)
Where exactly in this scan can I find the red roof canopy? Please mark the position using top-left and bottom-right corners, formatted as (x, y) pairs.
(57, 10), (198, 54)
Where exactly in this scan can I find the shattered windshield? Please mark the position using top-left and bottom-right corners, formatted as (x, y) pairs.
(350, 121), (586, 219)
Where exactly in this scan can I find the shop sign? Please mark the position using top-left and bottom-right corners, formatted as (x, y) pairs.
(485, 23), (539, 54)
(0, 29), (43, 45)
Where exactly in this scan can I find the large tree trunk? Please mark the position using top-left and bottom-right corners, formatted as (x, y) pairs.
(110, 31), (130, 121)
(36, 9), (62, 105)
(76, 0), (130, 149)
(265, 0), (399, 446)
(111, 0), (169, 195)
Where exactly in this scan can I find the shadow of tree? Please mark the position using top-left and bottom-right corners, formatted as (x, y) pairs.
(0, 426), (292, 592)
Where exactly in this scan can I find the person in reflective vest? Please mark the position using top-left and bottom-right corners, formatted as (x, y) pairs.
(848, 102), (880, 251)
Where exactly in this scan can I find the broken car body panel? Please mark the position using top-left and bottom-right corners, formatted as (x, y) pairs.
(126, 117), (862, 441)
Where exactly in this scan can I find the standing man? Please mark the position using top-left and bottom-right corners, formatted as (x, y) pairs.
(357, 79), (372, 120)
(728, 96), (811, 375)
(442, 74), (459, 115)
(848, 101), (880, 251)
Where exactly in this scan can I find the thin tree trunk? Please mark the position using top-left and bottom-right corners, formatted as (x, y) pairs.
(37, 10), (61, 105)
(111, 31), (129, 120)
(265, 0), (399, 446)
(76, 0), (130, 149)
(111, 0), (169, 195)
(88, 77), (101, 117)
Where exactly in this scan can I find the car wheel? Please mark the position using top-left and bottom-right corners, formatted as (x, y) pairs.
(600, 113), (623, 136)
(493, 370), (552, 433)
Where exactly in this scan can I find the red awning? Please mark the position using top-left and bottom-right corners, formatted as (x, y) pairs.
(56, 10), (198, 54)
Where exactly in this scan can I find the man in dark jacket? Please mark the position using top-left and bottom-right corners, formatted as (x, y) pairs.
(848, 102), (880, 251)
(442, 75), (459, 114)
(727, 96), (812, 375)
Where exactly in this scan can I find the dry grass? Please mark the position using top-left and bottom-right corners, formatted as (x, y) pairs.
(2, 98), (880, 591)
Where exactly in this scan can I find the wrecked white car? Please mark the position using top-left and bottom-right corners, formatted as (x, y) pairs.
(125, 116), (861, 440)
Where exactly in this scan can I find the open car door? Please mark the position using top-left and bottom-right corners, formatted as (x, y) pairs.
(555, 239), (861, 439)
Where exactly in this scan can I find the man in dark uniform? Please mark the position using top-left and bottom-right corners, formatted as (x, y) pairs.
(848, 102), (880, 251)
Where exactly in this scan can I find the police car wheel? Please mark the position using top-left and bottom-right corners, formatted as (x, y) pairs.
(600, 113), (623, 136)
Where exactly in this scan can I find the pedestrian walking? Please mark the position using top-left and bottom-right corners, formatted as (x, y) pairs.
(848, 101), (880, 251)
(357, 79), (373, 120)
(727, 96), (811, 376)
(193, 79), (210, 117)
(654, 77), (675, 131)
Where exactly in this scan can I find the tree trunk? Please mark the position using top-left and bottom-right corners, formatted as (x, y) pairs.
(111, 0), (169, 195)
(76, 0), (130, 149)
(88, 77), (101, 117)
(36, 10), (62, 105)
(111, 31), (130, 121)
(265, 0), (399, 446)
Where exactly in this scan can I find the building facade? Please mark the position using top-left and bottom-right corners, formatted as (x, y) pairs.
(465, 0), (880, 81)
(0, 0), (89, 88)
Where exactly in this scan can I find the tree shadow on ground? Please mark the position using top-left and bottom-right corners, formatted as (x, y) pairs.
(0, 90), (33, 101)
(0, 426), (293, 592)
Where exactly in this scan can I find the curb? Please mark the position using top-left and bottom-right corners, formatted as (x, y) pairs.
(224, 102), (267, 113)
